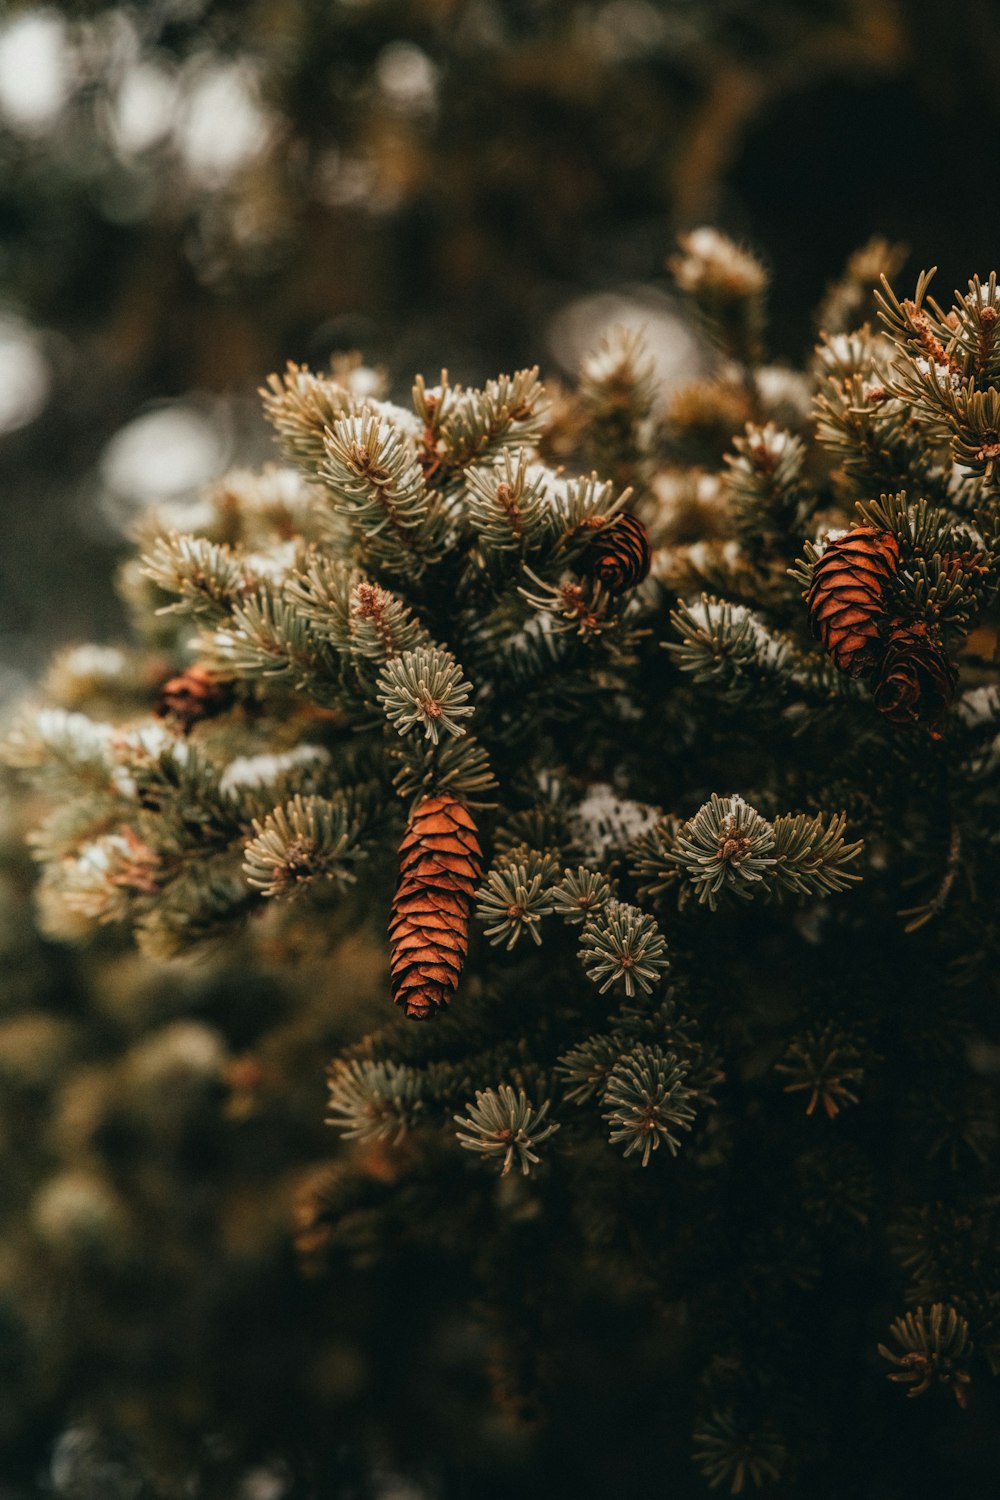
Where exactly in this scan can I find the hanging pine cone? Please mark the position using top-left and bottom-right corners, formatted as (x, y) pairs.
(872, 620), (957, 738)
(807, 527), (900, 675)
(586, 512), (651, 593)
(389, 792), (483, 1020)
(155, 664), (234, 733)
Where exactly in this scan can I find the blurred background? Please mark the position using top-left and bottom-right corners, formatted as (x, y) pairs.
(4, 0), (1000, 704)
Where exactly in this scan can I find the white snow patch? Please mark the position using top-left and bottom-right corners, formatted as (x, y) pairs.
(570, 783), (660, 863)
(220, 745), (330, 795)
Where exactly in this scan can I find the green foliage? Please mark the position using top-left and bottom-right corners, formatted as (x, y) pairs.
(141, 533), (252, 623)
(261, 363), (359, 471)
(879, 1304), (974, 1405)
(550, 865), (615, 924)
(574, 327), (658, 491)
(774, 1022), (865, 1117)
(475, 850), (559, 950)
(415, 366), (547, 476)
(692, 1409), (786, 1494)
(8, 230), (1000, 1496)
(578, 899), (669, 996)
(670, 227), (768, 364)
(326, 1057), (424, 1144)
(390, 731), (498, 806)
(726, 423), (810, 559)
(464, 449), (553, 563)
(669, 792), (778, 909)
(601, 1044), (698, 1165)
(319, 410), (446, 574)
(453, 1084), (559, 1177)
(770, 812), (865, 898)
(375, 646), (475, 743)
(668, 596), (796, 703)
(243, 791), (372, 898)
(554, 1032), (625, 1105)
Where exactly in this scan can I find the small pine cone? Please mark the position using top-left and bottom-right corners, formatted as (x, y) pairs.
(587, 512), (651, 593)
(807, 527), (900, 675)
(872, 620), (957, 738)
(155, 664), (234, 733)
(389, 793), (483, 1020)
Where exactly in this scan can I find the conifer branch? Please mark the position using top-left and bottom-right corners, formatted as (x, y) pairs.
(4, 708), (117, 793)
(770, 811), (864, 897)
(815, 236), (907, 338)
(320, 411), (445, 572)
(454, 1085), (559, 1177)
(519, 570), (626, 643)
(389, 733), (498, 806)
(575, 326), (657, 490)
(878, 1304), (973, 1406)
(601, 1044), (697, 1165)
(133, 858), (257, 960)
(199, 590), (344, 703)
(261, 362), (359, 470)
(326, 1058), (424, 1144)
(550, 866), (615, 925)
(668, 596), (796, 703)
(13, 234), (1000, 1489)
(348, 581), (433, 666)
(552, 473), (630, 540)
(666, 794), (778, 911)
(775, 1024), (865, 1117)
(475, 851), (559, 950)
(141, 534), (251, 623)
(554, 1034), (624, 1106)
(578, 899), (668, 996)
(375, 647), (475, 743)
(464, 448), (552, 562)
(437, 368), (547, 473)
(670, 226), (768, 365)
(725, 423), (809, 557)
(283, 552), (360, 647)
(693, 1410), (786, 1494)
(244, 792), (371, 898)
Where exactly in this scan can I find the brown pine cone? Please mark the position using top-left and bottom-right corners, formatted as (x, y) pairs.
(807, 527), (900, 675)
(155, 664), (234, 733)
(587, 512), (651, 593)
(872, 620), (957, 738)
(389, 793), (483, 1020)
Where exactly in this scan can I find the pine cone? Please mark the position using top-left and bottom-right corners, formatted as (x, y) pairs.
(155, 664), (234, 733)
(389, 793), (483, 1020)
(807, 527), (900, 675)
(587, 512), (651, 593)
(872, 620), (957, 738)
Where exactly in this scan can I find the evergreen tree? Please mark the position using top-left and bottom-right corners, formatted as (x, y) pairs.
(7, 233), (1000, 1496)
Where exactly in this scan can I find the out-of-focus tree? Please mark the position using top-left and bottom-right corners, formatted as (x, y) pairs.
(0, 0), (909, 374)
(0, 0), (917, 691)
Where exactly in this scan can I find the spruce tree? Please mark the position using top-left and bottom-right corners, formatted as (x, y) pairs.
(6, 232), (1000, 1496)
